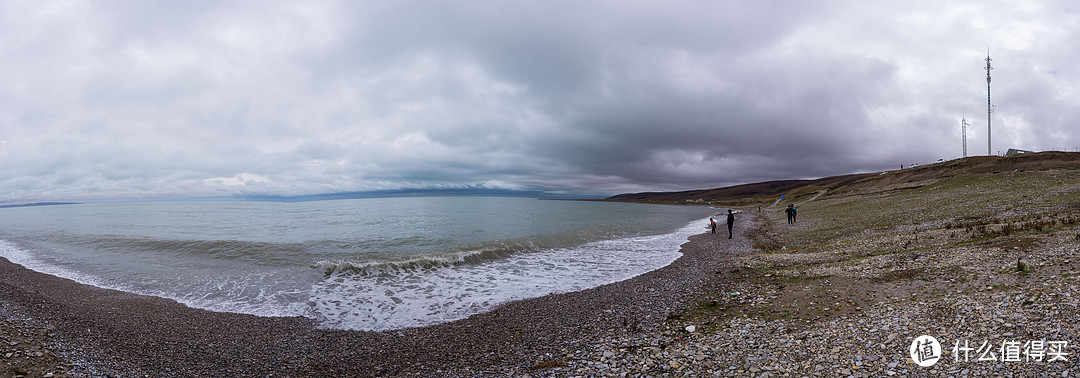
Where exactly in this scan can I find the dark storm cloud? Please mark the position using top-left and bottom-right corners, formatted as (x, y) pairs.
(1, 0), (1078, 202)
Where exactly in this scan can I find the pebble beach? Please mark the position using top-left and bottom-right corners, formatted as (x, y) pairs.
(3, 210), (1080, 377)
(1, 214), (743, 377)
(5, 161), (1080, 377)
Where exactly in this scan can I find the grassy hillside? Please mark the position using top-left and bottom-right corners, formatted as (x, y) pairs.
(770, 152), (1080, 251)
(582, 151), (1080, 376)
(607, 151), (1080, 208)
(676, 151), (1080, 343)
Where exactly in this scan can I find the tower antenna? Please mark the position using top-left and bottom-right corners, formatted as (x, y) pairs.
(962, 114), (969, 157)
(985, 49), (993, 155)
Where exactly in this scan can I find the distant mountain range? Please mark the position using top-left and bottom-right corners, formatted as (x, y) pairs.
(0, 202), (81, 209)
(0, 189), (604, 207)
(239, 187), (586, 202)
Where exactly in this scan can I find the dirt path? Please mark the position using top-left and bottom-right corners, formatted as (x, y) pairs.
(765, 189), (826, 211)
(765, 196), (782, 210)
(796, 189), (827, 205)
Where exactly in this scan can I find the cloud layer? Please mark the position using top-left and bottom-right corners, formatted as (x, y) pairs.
(2, 1), (1079, 202)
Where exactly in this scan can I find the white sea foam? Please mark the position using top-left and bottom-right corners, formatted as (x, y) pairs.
(0, 199), (713, 331)
(0, 239), (107, 289)
(307, 217), (706, 331)
(0, 239), (312, 319)
(2, 219), (708, 331)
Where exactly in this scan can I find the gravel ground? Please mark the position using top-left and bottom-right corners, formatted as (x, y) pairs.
(1, 302), (68, 377)
(537, 220), (1080, 377)
(525, 167), (1080, 377)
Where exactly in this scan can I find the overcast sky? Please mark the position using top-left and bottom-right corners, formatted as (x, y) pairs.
(2, 1), (1078, 202)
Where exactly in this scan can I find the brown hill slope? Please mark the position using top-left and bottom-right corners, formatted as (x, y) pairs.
(606, 151), (1080, 206)
(606, 173), (876, 206)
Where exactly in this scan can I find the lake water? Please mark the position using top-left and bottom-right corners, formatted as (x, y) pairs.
(0, 197), (712, 330)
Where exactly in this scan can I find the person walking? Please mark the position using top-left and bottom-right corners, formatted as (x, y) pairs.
(785, 204), (795, 224)
(726, 209), (735, 239)
(709, 218), (717, 234)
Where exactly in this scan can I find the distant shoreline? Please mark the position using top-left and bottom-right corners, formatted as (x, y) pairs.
(0, 202), (81, 209)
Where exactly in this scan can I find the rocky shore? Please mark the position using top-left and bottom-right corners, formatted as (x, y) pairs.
(538, 217), (1080, 377)
(4, 206), (1079, 377)
(4, 162), (1080, 377)
(533, 165), (1080, 377)
(1, 214), (748, 377)
(12, 211), (1076, 377)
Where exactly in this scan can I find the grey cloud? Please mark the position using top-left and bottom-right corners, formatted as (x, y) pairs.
(1, 1), (1079, 202)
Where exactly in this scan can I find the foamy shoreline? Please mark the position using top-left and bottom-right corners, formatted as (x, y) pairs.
(0, 198), (713, 334)
(0, 217), (747, 376)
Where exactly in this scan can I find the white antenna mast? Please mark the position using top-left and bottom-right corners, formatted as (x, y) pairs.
(962, 114), (969, 157)
(985, 49), (993, 156)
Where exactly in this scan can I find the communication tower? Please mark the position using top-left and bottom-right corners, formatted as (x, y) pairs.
(962, 116), (969, 157)
(985, 51), (993, 156)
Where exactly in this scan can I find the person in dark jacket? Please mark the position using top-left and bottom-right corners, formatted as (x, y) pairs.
(726, 209), (735, 239)
(785, 204), (795, 224)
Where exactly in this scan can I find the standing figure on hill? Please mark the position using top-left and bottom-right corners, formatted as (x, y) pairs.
(709, 218), (717, 234)
(785, 204), (795, 224)
(726, 209), (735, 239)
(792, 205), (797, 223)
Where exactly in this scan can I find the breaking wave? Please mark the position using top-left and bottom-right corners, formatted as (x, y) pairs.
(0, 198), (714, 331)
